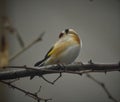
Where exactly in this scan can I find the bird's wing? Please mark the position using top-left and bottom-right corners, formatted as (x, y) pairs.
(34, 40), (72, 66)
(46, 41), (71, 57)
(45, 46), (54, 58)
(34, 46), (54, 66)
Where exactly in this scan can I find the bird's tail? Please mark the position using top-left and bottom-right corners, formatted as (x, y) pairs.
(34, 59), (46, 67)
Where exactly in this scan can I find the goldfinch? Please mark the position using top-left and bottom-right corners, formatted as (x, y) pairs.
(34, 28), (82, 67)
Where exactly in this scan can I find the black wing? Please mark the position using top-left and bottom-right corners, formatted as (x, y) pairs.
(34, 46), (54, 67)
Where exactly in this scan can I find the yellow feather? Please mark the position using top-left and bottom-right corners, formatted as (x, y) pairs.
(48, 41), (71, 57)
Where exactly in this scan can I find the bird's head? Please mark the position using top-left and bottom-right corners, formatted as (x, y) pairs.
(59, 29), (81, 44)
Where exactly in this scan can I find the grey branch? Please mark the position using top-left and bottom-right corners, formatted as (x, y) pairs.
(0, 80), (52, 102)
(0, 61), (120, 80)
(9, 32), (45, 62)
(86, 74), (119, 102)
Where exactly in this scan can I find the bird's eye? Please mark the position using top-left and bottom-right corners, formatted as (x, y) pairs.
(65, 29), (69, 34)
(59, 33), (64, 38)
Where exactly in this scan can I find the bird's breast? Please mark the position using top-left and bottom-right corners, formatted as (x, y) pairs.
(57, 44), (80, 64)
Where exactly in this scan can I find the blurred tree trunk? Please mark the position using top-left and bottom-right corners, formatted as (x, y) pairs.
(0, 0), (8, 102)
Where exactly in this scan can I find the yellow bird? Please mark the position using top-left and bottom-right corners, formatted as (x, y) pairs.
(34, 28), (82, 67)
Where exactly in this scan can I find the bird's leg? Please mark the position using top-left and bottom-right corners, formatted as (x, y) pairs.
(57, 63), (66, 71)
(73, 61), (84, 65)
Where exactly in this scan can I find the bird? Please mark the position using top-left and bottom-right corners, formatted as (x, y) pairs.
(34, 28), (82, 67)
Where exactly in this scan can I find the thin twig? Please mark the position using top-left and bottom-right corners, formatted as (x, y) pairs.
(52, 73), (62, 84)
(41, 73), (62, 85)
(0, 80), (52, 102)
(34, 85), (42, 95)
(41, 75), (54, 85)
(9, 32), (45, 62)
(15, 30), (25, 48)
(86, 74), (119, 102)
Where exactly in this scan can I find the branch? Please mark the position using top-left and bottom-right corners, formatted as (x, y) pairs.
(0, 61), (120, 102)
(41, 73), (62, 85)
(0, 61), (120, 80)
(9, 32), (45, 62)
(0, 80), (52, 102)
(86, 74), (118, 102)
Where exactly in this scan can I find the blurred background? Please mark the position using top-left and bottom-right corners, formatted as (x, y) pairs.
(0, 0), (120, 102)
